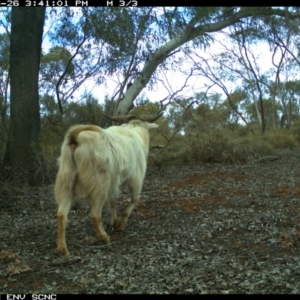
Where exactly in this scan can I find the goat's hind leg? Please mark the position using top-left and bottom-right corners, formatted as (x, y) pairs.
(90, 192), (110, 243)
(56, 190), (73, 257)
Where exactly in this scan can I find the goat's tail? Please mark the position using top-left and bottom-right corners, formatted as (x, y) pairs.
(66, 125), (102, 154)
(55, 125), (103, 195)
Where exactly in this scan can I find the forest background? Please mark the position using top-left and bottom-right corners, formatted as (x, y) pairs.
(1, 7), (300, 185)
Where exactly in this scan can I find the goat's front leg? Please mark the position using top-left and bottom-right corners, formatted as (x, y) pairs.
(113, 178), (142, 231)
(108, 197), (118, 228)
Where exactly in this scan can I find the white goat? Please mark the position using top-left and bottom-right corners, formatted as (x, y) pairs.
(55, 115), (160, 257)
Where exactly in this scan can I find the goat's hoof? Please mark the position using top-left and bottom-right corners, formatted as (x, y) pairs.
(100, 235), (110, 243)
(113, 219), (125, 231)
(57, 247), (70, 258)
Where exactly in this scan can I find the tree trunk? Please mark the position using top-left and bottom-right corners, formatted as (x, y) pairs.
(8, 7), (46, 185)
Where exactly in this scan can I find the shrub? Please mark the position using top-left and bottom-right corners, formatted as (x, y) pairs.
(149, 128), (274, 166)
(264, 128), (298, 150)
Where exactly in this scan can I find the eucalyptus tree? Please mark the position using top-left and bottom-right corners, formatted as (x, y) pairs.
(231, 8), (300, 129)
(238, 11), (300, 128)
(264, 20), (300, 128)
(0, 9), (10, 158)
(40, 46), (75, 101)
(274, 80), (300, 127)
(0, 33), (10, 148)
(38, 7), (300, 121)
(42, 8), (108, 116)
(244, 98), (281, 128)
(106, 7), (300, 118)
(7, 7), (46, 185)
(40, 7), (154, 121)
(47, 7), (300, 117)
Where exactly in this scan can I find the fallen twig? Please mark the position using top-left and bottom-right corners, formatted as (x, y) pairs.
(253, 156), (281, 163)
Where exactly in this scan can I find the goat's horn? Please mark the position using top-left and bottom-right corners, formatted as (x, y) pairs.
(103, 114), (137, 122)
(104, 113), (163, 123)
(138, 114), (163, 122)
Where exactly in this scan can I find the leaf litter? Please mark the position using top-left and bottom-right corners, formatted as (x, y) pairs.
(0, 155), (300, 293)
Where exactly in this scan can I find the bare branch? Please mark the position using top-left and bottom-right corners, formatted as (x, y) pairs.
(55, 35), (88, 115)
(187, 51), (250, 130)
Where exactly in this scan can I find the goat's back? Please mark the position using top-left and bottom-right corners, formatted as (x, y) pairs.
(56, 123), (151, 199)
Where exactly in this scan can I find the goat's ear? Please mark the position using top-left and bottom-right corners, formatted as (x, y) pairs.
(147, 123), (159, 129)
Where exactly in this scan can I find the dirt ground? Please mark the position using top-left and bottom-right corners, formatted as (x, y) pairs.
(1, 152), (300, 294)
